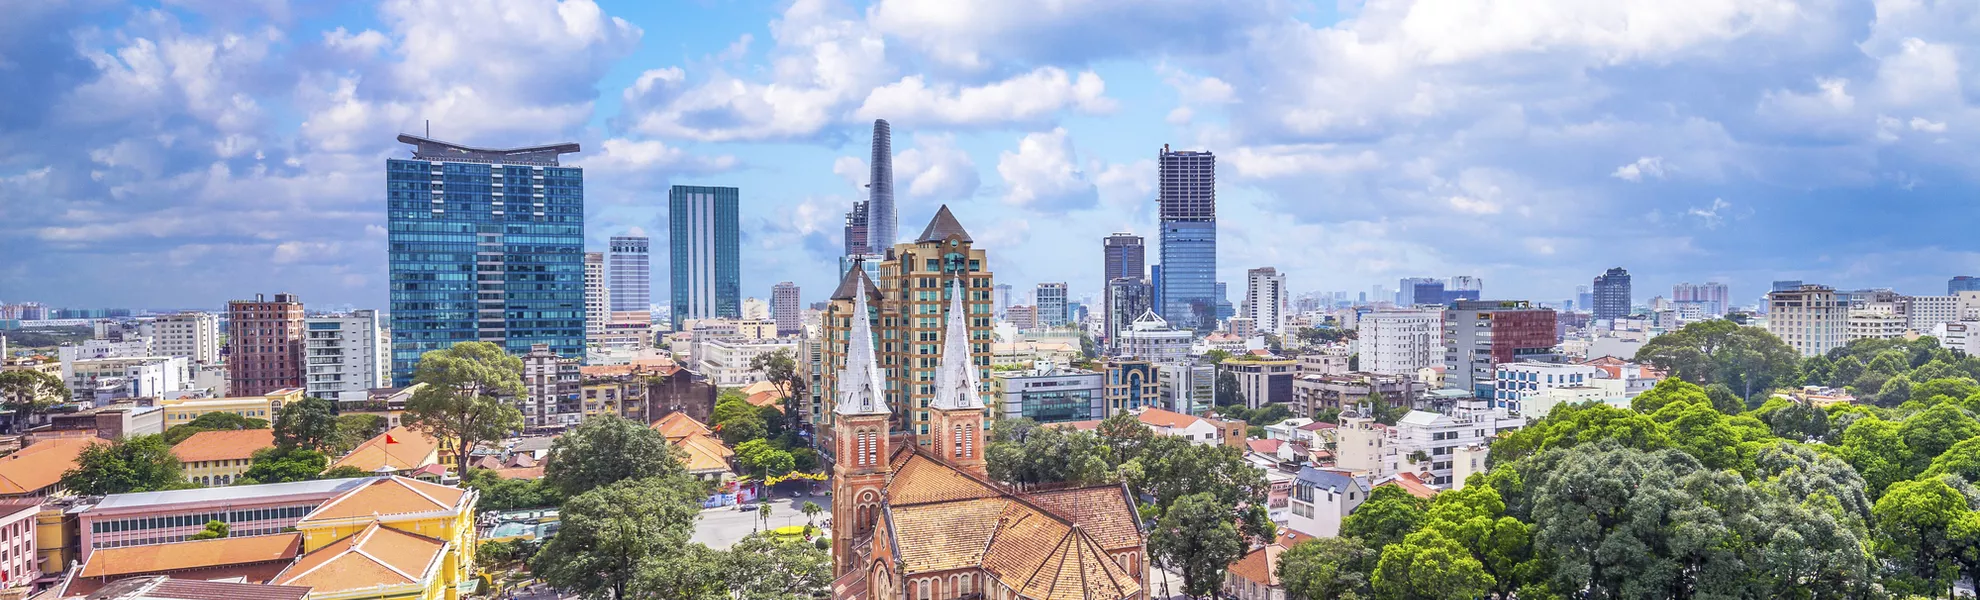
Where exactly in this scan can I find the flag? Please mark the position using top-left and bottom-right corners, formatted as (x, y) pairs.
(386, 434), (399, 444)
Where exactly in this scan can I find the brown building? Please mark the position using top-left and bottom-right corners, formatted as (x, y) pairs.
(227, 293), (304, 397)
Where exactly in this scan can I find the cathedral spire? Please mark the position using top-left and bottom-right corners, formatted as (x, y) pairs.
(834, 286), (889, 416)
(930, 276), (982, 411)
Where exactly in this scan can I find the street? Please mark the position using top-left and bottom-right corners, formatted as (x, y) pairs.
(690, 491), (833, 549)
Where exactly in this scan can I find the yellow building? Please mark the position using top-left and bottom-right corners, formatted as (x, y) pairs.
(173, 429), (275, 486)
(161, 388), (303, 425)
(275, 477), (478, 600)
(330, 426), (442, 475)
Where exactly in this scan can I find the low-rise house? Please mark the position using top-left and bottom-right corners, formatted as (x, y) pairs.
(1286, 467), (1369, 538)
(1223, 543), (1288, 600)
(0, 501), (38, 586)
(1066, 407), (1244, 448)
(1290, 372), (1419, 419)
(160, 389), (301, 427)
(650, 413), (735, 481)
(173, 429), (276, 486)
(328, 426), (441, 475)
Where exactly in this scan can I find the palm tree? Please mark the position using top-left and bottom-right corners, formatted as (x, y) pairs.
(801, 501), (822, 527)
(760, 503), (774, 532)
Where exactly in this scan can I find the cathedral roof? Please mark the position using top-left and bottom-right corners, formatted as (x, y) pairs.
(929, 277), (984, 412)
(833, 289), (889, 416)
(915, 205), (973, 243)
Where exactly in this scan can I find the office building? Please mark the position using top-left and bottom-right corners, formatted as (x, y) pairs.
(152, 312), (220, 366)
(1216, 281), (1235, 320)
(1444, 300), (1559, 397)
(864, 119), (897, 254)
(1157, 362), (1215, 416)
(992, 284), (1013, 320)
(1574, 285), (1592, 313)
(1952, 276), (1980, 295)
(1766, 284), (1846, 357)
(1224, 356), (1297, 409)
(1447, 276), (1483, 295)
(1156, 146), (1218, 332)
(1909, 295), (1959, 332)
(670, 185), (741, 329)
(1492, 361), (1601, 415)
(1102, 359), (1160, 416)
(771, 282), (801, 336)
(1007, 305), (1037, 330)
(1771, 280), (1804, 293)
(843, 200), (869, 256)
(1672, 282), (1730, 317)
(1106, 278), (1154, 350)
(1035, 283), (1069, 328)
(608, 236), (650, 314)
(1243, 267), (1288, 336)
(691, 336), (800, 387)
(1592, 267), (1631, 321)
(992, 366), (1105, 423)
(520, 343), (581, 431)
(1357, 309), (1445, 376)
(386, 135), (585, 385)
(1104, 233), (1147, 340)
(1399, 277), (1443, 306)
(228, 293), (304, 398)
(1119, 310), (1194, 364)
(302, 310), (387, 403)
(583, 251), (610, 350)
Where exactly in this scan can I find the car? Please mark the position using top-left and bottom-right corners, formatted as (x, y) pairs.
(738, 504), (759, 512)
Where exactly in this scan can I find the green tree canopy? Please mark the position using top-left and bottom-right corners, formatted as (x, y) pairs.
(1872, 476), (1975, 598)
(532, 474), (707, 600)
(1148, 492), (1244, 599)
(734, 438), (796, 479)
(186, 520), (229, 541)
(272, 396), (338, 451)
(462, 468), (565, 511)
(1371, 529), (1496, 600)
(542, 414), (685, 497)
(61, 435), (191, 495)
(718, 531), (833, 600)
(1277, 537), (1375, 600)
(985, 423), (1111, 485)
(1340, 485), (1428, 551)
(330, 413), (388, 454)
(1633, 320), (1800, 399)
(238, 446), (329, 484)
(404, 341), (525, 475)
(1123, 435), (1268, 518)
(0, 370), (69, 432)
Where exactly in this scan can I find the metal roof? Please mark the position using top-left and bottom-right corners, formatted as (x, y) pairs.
(92, 477), (382, 510)
(395, 134), (580, 166)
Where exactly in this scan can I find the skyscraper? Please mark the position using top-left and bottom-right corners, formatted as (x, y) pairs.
(228, 292), (304, 397)
(1035, 283), (1069, 328)
(1243, 267), (1288, 335)
(843, 200), (869, 256)
(1592, 267), (1632, 321)
(583, 252), (609, 350)
(1103, 233), (1146, 343)
(1399, 277), (1444, 306)
(303, 309), (386, 403)
(866, 120), (896, 254)
(1156, 146), (1217, 332)
(1106, 277), (1153, 352)
(993, 284), (1012, 321)
(1574, 285), (1592, 313)
(670, 185), (742, 329)
(386, 135), (585, 385)
(1951, 276), (1980, 295)
(608, 236), (650, 313)
(1672, 282), (1730, 317)
(772, 282), (801, 336)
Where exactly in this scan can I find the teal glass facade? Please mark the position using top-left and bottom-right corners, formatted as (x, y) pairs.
(387, 157), (585, 385)
(668, 185), (741, 329)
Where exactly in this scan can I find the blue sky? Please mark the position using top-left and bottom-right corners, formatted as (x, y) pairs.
(3, 0), (1978, 311)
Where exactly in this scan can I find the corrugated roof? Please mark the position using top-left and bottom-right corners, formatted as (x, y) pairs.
(172, 429), (276, 463)
(83, 575), (312, 600)
(78, 533), (303, 578)
(95, 477), (379, 510)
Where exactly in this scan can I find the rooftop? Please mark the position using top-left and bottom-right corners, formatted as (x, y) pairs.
(78, 533), (303, 578)
(915, 205), (973, 243)
(173, 429), (276, 463)
(83, 576), (312, 600)
(395, 133), (579, 167)
(300, 476), (469, 523)
(94, 477), (378, 511)
(0, 437), (99, 495)
(329, 426), (441, 473)
(273, 523), (447, 593)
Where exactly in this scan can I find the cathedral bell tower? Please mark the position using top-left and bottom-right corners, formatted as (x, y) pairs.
(928, 276), (988, 477)
(831, 286), (892, 576)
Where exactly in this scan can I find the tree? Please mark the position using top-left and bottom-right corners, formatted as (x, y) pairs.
(1371, 529), (1495, 600)
(1633, 320), (1798, 398)
(986, 424), (1111, 485)
(0, 370), (68, 432)
(186, 520), (229, 541)
(1873, 476), (1973, 598)
(463, 468), (565, 511)
(1921, 436), (1980, 484)
(239, 447), (330, 484)
(164, 411), (271, 445)
(320, 465), (373, 479)
(61, 435), (190, 495)
(1213, 369), (1243, 407)
(1488, 402), (1669, 467)
(1422, 480), (1549, 598)
(1340, 486), (1428, 550)
(1125, 435), (1267, 517)
(748, 349), (806, 426)
(712, 398), (768, 446)
(1278, 537), (1376, 600)
(1838, 416), (1915, 498)
(1149, 492), (1244, 599)
(271, 396), (338, 451)
(721, 531), (833, 600)
(735, 439), (796, 480)
(1095, 411), (1153, 467)
(628, 543), (726, 600)
(800, 501), (822, 527)
(403, 341), (525, 476)
(1201, 349), (1233, 366)
(543, 414), (685, 497)
(1897, 401), (1980, 473)
(532, 475), (706, 600)
(331, 413), (387, 454)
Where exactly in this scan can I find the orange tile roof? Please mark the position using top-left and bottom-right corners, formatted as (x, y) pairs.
(0, 437), (98, 495)
(172, 429), (276, 463)
(744, 391), (784, 412)
(983, 502), (1142, 600)
(886, 453), (1002, 506)
(889, 499), (1006, 573)
(302, 476), (469, 523)
(1382, 472), (1439, 500)
(1134, 407), (1204, 429)
(491, 466), (544, 480)
(329, 426), (440, 473)
(78, 533), (302, 578)
(1023, 485), (1142, 551)
(1227, 543), (1287, 587)
(651, 412), (711, 441)
(673, 433), (735, 474)
(273, 523), (445, 593)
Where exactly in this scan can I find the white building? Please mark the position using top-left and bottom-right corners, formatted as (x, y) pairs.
(1035, 283), (1069, 328)
(152, 312), (220, 365)
(1847, 308), (1911, 342)
(1157, 362), (1214, 416)
(1492, 361), (1602, 417)
(64, 356), (189, 403)
(690, 336), (800, 387)
(584, 251), (611, 350)
(992, 365), (1105, 423)
(1243, 267), (1288, 336)
(741, 297), (770, 321)
(1287, 466), (1370, 538)
(1118, 310), (1193, 364)
(302, 310), (388, 403)
(1934, 321), (1980, 356)
(1389, 404), (1524, 486)
(1356, 309), (1444, 376)
(1909, 295), (1957, 332)
(520, 343), (581, 430)
(1766, 285), (1846, 357)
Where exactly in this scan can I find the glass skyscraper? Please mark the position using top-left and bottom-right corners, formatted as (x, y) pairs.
(1156, 145), (1218, 332)
(608, 236), (650, 313)
(669, 185), (741, 329)
(386, 135), (585, 385)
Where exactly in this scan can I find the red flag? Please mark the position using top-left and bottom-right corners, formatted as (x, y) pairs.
(385, 434), (399, 444)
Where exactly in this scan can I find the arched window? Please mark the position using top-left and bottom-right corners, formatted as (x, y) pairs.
(952, 425), (964, 457)
(964, 423), (975, 457)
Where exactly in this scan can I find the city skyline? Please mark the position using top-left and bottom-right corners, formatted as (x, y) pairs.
(5, 1), (1980, 310)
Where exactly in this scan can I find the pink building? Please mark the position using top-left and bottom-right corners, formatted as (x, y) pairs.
(78, 478), (374, 562)
(0, 501), (38, 587)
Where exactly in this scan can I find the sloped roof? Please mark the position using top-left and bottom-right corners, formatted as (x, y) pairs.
(273, 523), (446, 593)
(652, 412), (712, 441)
(300, 476), (469, 523)
(1247, 439), (1284, 454)
(887, 453), (1002, 506)
(329, 426), (440, 473)
(1227, 543), (1287, 587)
(1023, 485), (1143, 551)
(988, 504), (1142, 600)
(78, 533), (303, 578)
(1134, 407), (1204, 430)
(1381, 472), (1440, 499)
(82, 576), (311, 600)
(674, 433), (735, 474)
(829, 262), (883, 301)
(173, 429), (276, 463)
(889, 499), (1006, 573)
(915, 205), (973, 243)
(0, 437), (98, 495)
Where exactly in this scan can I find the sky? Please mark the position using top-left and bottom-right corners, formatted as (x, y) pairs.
(2, 0), (1978, 312)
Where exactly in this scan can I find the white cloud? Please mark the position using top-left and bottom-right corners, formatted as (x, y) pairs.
(1610, 156), (1667, 182)
(893, 134), (980, 201)
(1909, 117), (1948, 133)
(997, 128), (1098, 213)
(577, 138), (738, 173)
(833, 156), (868, 190)
(1686, 198), (1736, 229)
(855, 67), (1117, 127)
(1448, 195), (1502, 215)
(323, 27), (389, 54)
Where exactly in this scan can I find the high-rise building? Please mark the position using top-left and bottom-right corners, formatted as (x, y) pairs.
(1035, 283), (1069, 328)
(520, 343), (581, 431)
(843, 200), (869, 256)
(1156, 146), (1217, 332)
(583, 252), (610, 349)
(1007, 305), (1038, 330)
(1399, 277), (1442, 306)
(1243, 267), (1288, 336)
(818, 206), (993, 442)
(1106, 278), (1153, 352)
(772, 282), (801, 336)
(153, 312), (220, 365)
(669, 185), (741, 329)
(1574, 285), (1592, 313)
(1951, 276), (1980, 295)
(1592, 267), (1632, 321)
(1447, 276), (1483, 295)
(1358, 309), (1444, 376)
(1672, 282), (1730, 317)
(1771, 280), (1804, 293)
(386, 135), (585, 385)
(1767, 285), (1846, 357)
(303, 310), (387, 404)
(992, 284), (1013, 321)
(866, 120), (896, 254)
(608, 236), (650, 313)
(1444, 300), (1558, 397)
(1215, 281), (1235, 321)
(1103, 233), (1146, 342)
(228, 293), (304, 397)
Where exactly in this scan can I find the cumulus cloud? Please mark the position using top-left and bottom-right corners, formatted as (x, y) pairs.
(1611, 156), (1667, 182)
(893, 134), (980, 201)
(997, 128), (1098, 213)
(855, 67), (1117, 127)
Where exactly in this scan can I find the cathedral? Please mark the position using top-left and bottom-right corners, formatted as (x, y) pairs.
(828, 273), (1149, 600)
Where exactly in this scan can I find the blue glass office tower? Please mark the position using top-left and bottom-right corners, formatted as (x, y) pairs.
(1157, 146), (1217, 332)
(386, 135), (585, 385)
(669, 185), (741, 330)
